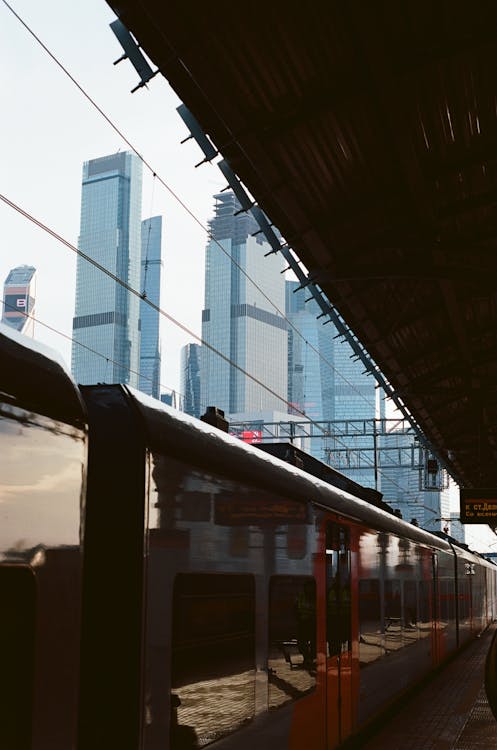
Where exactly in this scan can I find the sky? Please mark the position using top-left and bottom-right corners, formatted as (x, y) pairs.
(0, 0), (224, 397)
(2, 1), (496, 551)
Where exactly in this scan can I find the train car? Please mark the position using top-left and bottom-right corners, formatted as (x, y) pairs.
(2, 326), (496, 750)
(77, 383), (497, 750)
(0, 324), (87, 750)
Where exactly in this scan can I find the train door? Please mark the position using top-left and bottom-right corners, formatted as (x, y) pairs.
(325, 522), (354, 749)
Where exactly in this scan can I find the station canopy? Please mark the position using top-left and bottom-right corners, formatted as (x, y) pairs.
(107, 1), (497, 490)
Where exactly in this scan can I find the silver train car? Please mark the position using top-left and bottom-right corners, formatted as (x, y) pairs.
(1, 323), (496, 750)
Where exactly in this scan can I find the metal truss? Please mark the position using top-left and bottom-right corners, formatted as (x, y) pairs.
(229, 417), (449, 491)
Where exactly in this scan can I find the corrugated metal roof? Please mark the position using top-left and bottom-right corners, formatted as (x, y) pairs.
(106, 1), (497, 489)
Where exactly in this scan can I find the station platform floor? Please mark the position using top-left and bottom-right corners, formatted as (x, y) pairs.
(359, 623), (497, 749)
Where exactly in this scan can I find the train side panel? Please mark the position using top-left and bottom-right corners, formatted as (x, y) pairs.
(0, 326), (86, 750)
(77, 384), (497, 750)
(143, 448), (326, 750)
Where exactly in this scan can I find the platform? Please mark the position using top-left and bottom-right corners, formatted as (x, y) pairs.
(360, 624), (497, 750)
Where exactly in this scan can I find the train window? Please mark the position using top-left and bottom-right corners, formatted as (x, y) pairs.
(0, 565), (36, 750)
(439, 579), (452, 624)
(358, 579), (383, 665)
(419, 580), (431, 625)
(326, 524), (351, 657)
(459, 578), (471, 623)
(384, 580), (402, 650)
(268, 576), (316, 709)
(286, 525), (307, 559)
(403, 580), (418, 642)
(229, 527), (249, 558)
(171, 573), (255, 747)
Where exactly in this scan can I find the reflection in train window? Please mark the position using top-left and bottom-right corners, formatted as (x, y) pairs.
(171, 573), (255, 747)
(439, 579), (455, 625)
(419, 580), (432, 624)
(459, 578), (470, 623)
(402, 580), (418, 645)
(268, 576), (316, 709)
(358, 579), (383, 665)
(326, 524), (351, 657)
(384, 580), (402, 652)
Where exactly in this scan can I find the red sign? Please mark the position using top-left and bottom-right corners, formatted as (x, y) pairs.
(230, 430), (263, 444)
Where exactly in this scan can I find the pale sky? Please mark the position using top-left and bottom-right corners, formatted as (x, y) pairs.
(2, 1), (495, 550)
(1, 0), (223, 396)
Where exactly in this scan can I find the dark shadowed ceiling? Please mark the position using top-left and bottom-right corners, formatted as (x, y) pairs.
(107, 1), (497, 490)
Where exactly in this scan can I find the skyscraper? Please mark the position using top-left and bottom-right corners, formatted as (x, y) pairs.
(139, 216), (162, 399)
(2, 265), (36, 337)
(201, 192), (287, 417)
(330, 330), (380, 488)
(181, 342), (201, 418)
(72, 151), (142, 386)
(286, 280), (334, 460)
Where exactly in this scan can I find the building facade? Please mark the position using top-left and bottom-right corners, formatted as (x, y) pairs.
(139, 216), (162, 399)
(2, 265), (36, 337)
(72, 151), (142, 386)
(181, 342), (202, 419)
(286, 280), (334, 461)
(201, 192), (287, 417)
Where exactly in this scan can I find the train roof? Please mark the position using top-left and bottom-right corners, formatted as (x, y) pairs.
(82, 384), (462, 555)
(0, 323), (86, 429)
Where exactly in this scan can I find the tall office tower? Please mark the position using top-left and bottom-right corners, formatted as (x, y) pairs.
(201, 192), (287, 417)
(2, 265), (36, 337)
(286, 280), (334, 461)
(72, 151), (142, 386)
(181, 343), (202, 418)
(139, 216), (162, 399)
(329, 329), (380, 489)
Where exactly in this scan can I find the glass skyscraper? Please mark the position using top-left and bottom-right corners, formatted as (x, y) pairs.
(181, 342), (202, 418)
(139, 216), (162, 399)
(2, 265), (36, 337)
(331, 329), (379, 488)
(286, 280), (334, 460)
(201, 192), (287, 417)
(72, 151), (142, 387)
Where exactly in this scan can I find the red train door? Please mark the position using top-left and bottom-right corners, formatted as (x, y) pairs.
(326, 522), (354, 749)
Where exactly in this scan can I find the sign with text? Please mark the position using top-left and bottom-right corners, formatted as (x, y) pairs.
(460, 488), (497, 523)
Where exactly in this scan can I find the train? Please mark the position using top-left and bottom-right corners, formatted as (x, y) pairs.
(1, 321), (496, 750)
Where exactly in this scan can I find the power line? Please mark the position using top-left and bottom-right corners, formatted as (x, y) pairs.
(0, 191), (309, 420)
(0, 0), (382, 418)
(0, 296), (182, 402)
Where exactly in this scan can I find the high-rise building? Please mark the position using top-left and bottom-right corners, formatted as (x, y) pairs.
(139, 216), (162, 399)
(330, 331), (380, 488)
(201, 192), (287, 417)
(286, 280), (334, 460)
(2, 265), (36, 337)
(181, 343), (201, 418)
(72, 151), (142, 386)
